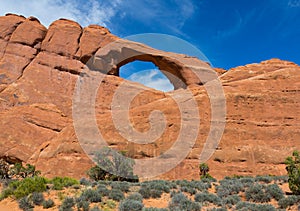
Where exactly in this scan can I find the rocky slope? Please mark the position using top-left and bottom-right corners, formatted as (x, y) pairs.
(0, 14), (299, 180)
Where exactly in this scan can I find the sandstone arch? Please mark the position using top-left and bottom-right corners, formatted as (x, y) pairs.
(88, 39), (214, 89)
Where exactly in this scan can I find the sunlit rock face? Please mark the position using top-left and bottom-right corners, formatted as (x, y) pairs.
(0, 14), (299, 180)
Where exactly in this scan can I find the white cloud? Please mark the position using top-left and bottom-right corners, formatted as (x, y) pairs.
(127, 69), (174, 92)
(0, 0), (120, 27)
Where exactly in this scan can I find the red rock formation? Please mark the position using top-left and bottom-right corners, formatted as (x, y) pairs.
(0, 14), (299, 180)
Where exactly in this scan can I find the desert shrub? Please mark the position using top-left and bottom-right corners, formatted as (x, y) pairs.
(127, 192), (143, 202)
(138, 180), (170, 199)
(194, 192), (222, 206)
(235, 201), (276, 211)
(111, 181), (130, 192)
(169, 192), (201, 211)
(59, 197), (75, 211)
(285, 150), (300, 194)
(119, 199), (144, 211)
(31, 192), (44, 205)
(101, 199), (116, 209)
(139, 186), (163, 199)
(207, 208), (227, 211)
(278, 195), (300, 209)
(76, 200), (90, 211)
(97, 184), (110, 196)
(79, 189), (102, 203)
(180, 186), (197, 195)
(239, 177), (255, 188)
(42, 199), (55, 209)
(18, 196), (34, 211)
(50, 177), (79, 190)
(216, 179), (243, 198)
(80, 178), (91, 186)
(222, 194), (241, 205)
(142, 208), (168, 211)
(254, 175), (272, 184)
(273, 175), (289, 183)
(10, 163), (41, 179)
(245, 183), (271, 203)
(90, 206), (101, 211)
(3, 176), (47, 199)
(89, 147), (139, 182)
(199, 163), (212, 179)
(265, 183), (284, 201)
(109, 189), (125, 201)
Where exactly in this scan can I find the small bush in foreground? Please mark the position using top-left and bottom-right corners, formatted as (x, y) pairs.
(109, 189), (125, 201)
(127, 192), (143, 202)
(278, 195), (300, 209)
(194, 192), (222, 206)
(18, 196), (34, 211)
(169, 192), (201, 211)
(50, 177), (79, 190)
(235, 201), (276, 211)
(31, 192), (44, 205)
(79, 189), (101, 203)
(245, 183), (271, 203)
(119, 199), (144, 211)
(42, 199), (55, 209)
(142, 208), (168, 211)
(265, 183), (284, 201)
(285, 150), (300, 194)
(59, 197), (75, 211)
(3, 176), (47, 199)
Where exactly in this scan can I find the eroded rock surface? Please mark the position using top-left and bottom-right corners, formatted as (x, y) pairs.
(0, 14), (299, 180)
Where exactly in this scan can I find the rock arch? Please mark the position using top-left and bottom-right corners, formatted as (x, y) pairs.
(88, 39), (214, 89)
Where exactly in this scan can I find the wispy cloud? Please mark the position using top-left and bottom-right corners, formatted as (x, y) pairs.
(127, 69), (174, 92)
(288, 0), (300, 7)
(0, 0), (121, 27)
(115, 0), (196, 35)
(214, 10), (243, 39)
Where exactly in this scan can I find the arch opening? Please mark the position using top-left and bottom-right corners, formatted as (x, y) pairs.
(119, 60), (174, 92)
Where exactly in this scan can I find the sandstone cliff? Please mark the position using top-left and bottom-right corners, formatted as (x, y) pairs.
(0, 14), (299, 180)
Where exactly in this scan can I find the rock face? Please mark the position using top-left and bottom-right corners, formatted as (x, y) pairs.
(0, 14), (299, 180)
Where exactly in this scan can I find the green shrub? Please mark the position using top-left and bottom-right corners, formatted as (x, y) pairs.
(31, 192), (44, 205)
(90, 206), (101, 211)
(207, 208), (227, 211)
(127, 192), (143, 202)
(88, 147), (139, 182)
(245, 184), (271, 203)
(97, 184), (110, 196)
(216, 178), (243, 198)
(235, 201), (276, 211)
(79, 189), (102, 203)
(142, 208), (168, 211)
(109, 189), (125, 201)
(169, 192), (201, 211)
(50, 177), (79, 190)
(10, 163), (41, 179)
(80, 178), (91, 186)
(285, 150), (300, 194)
(265, 184), (284, 201)
(18, 196), (34, 211)
(111, 181), (130, 192)
(42, 199), (55, 209)
(194, 192), (222, 206)
(254, 175), (272, 184)
(4, 176), (47, 199)
(59, 197), (75, 211)
(119, 199), (144, 211)
(222, 194), (241, 205)
(76, 200), (90, 211)
(278, 195), (300, 209)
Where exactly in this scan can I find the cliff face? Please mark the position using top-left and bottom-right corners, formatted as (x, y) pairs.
(0, 14), (299, 180)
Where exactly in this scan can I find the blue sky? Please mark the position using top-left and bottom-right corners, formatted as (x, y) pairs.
(1, 0), (299, 91)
